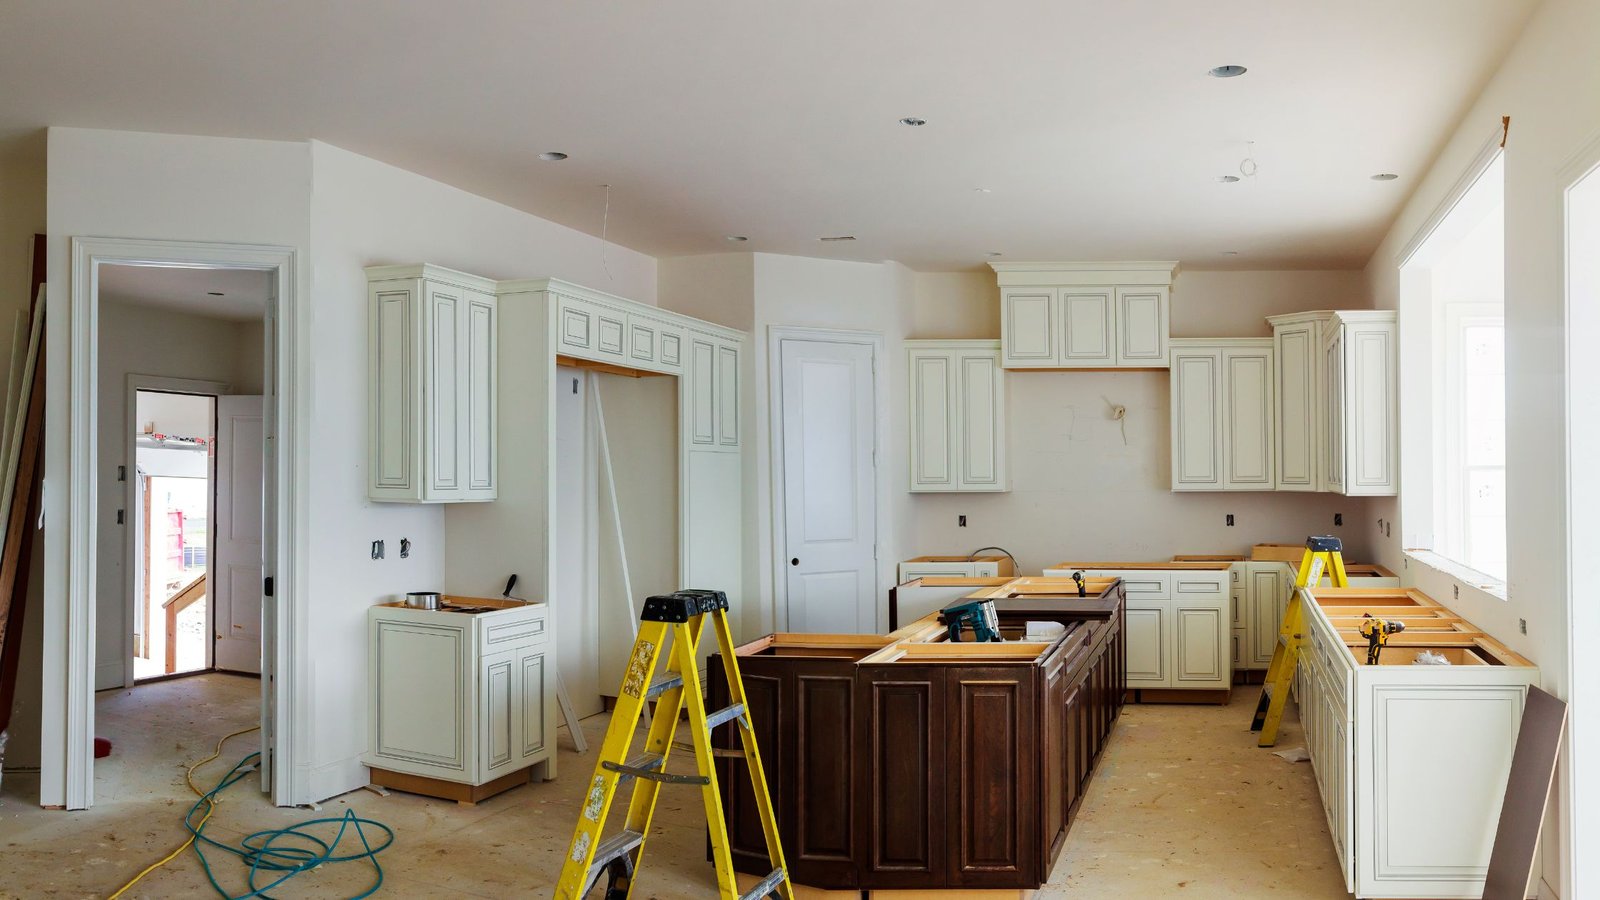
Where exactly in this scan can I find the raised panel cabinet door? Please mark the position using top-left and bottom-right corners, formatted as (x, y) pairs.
(658, 323), (685, 371)
(627, 316), (658, 366)
(909, 350), (955, 490)
(423, 282), (463, 498)
(1001, 289), (1056, 367)
(957, 351), (1005, 490)
(1173, 603), (1227, 687)
(856, 666), (946, 887)
(1115, 287), (1168, 366)
(717, 342), (740, 448)
(517, 647), (547, 762)
(1060, 290), (1115, 365)
(1042, 661), (1068, 859)
(370, 283), (416, 495)
(1232, 628), (1245, 669)
(1222, 346), (1275, 490)
(1345, 323), (1397, 495)
(792, 668), (860, 885)
(946, 668), (1038, 887)
(1123, 600), (1168, 687)
(1274, 321), (1320, 490)
(464, 291), (496, 497)
(1249, 567), (1287, 668)
(595, 307), (627, 360)
(556, 296), (595, 355)
(372, 620), (468, 772)
(1324, 328), (1346, 492)
(1170, 349), (1222, 490)
(479, 648), (517, 777)
(689, 338), (717, 446)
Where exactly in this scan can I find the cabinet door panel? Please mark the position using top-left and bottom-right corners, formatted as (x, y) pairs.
(1123, 602), (1167, 687)
(519, 649), (546, 758)
(1324, 330), (1346, 492)
(717, 343), (740, 447)
(909, 353), (955, 489)
(371, 286), (414, 492)
(857, 668), (945, 886)
(373, 621), (467, 770)
(1171, 351), (1222, 489)
(1061, 290), (1114, 364)
(1347, 325), (1397, 494)
(690, 338), (717, 445)
(1275, 322), (1319, 489)
(557, 299), (594, 354)
(465, 293), (496, 494)
(480, 650), (516, 774)
(958, 353), (1002, 489)
(658, 326), (684, 370)
(795, 673), (858, 880)
(1223, 347), (1274, 489)
(1250, 568), (1287, 668)
(1173, 605), (1226, 686)
(595, 309), (626, 359)
(425, 284), (462, 496)
(1002, 290), (1056, 366)
(628, 318), (658, 365)
(947, 670), (1036, 887)
(1115, 288), (1166, 365)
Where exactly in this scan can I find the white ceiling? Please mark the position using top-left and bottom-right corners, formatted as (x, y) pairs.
(0, 1), (1537, 271)
(98, 264), (270, 321)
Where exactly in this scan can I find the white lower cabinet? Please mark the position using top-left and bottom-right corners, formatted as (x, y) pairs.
(896, 554), (1015, 583)
(1122, 599), (1168, 686)
(366, 601), (554, 787)
(906, 340), (1007, 491)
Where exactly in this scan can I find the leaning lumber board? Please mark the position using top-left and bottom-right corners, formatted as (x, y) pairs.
(0, 309), (43, 734)
(0, 296), (43, 549)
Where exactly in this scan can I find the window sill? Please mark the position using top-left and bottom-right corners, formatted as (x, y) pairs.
(1402, 549), (1508, 601)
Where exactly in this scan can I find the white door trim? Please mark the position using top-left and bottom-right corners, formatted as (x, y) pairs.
(122, 375), (231, 690)
(766, 325), (886, 633)
(53, 236), (306, 809)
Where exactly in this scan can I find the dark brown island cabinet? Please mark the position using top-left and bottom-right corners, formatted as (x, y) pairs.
(708, 576), (1126, 892)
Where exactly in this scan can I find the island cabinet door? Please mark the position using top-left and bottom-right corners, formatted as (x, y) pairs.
(1042, 660), (1069, 862)
(856, 665), (948, 888)
(945, 667), (1039, 888)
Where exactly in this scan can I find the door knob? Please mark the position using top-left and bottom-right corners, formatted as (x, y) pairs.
(790, 558), (799, 566)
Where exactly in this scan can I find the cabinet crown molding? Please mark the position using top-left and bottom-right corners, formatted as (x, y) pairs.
(365, 263), (499, 294)
(1264, 309), (1395, 327)
(989, 260), (1178, 287)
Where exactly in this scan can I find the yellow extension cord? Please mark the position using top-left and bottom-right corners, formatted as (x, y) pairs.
(106, 724), (262, 900)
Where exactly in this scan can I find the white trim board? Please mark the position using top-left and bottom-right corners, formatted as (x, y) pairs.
(765, 324), (887, 634)
(52, 237), (306, 809)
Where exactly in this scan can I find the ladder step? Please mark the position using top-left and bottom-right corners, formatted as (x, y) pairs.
(645, 674), (683, 700)
(602, 754), (710, 786)
(583, 829), (645, 891)
(739, 866), (787, 900)
(705, 702), (746, 731)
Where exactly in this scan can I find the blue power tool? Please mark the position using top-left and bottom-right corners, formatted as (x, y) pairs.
(944, 598), (1003, 642)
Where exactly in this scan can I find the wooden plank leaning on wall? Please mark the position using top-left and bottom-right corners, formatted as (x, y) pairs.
(0, 233), (46, 735)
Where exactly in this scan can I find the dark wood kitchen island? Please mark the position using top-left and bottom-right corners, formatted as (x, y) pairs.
(708, 576), (1126, 894)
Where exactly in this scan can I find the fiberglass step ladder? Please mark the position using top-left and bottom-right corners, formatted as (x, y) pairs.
(554, 589), (792, 900)
(1250, 535), (1349, 747)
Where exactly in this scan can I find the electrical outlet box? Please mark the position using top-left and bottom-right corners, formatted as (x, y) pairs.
(1519, 618), (1527, 635)
(958, 515), (967, 527)
(1226, 514), (1235, 526)
(1334, 513), (1343, 526)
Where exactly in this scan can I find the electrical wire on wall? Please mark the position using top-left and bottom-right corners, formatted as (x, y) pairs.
(966, 546), (1019, 571)
(599, 183), (613, 282)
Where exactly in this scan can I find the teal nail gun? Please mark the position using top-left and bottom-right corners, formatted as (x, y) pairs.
(944, 598), (1003, 642)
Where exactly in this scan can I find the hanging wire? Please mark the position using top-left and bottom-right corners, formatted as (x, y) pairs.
(1239, 140), (1259, 178)
(600, 183), (613, 282)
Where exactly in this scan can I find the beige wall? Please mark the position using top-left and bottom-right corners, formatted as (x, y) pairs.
(1358, 0), (1600, 893)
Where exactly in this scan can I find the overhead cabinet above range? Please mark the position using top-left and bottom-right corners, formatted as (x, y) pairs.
(991, 261), (1178, 369)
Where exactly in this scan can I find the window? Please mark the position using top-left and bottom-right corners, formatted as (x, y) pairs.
(1402, 152), (1506, 584)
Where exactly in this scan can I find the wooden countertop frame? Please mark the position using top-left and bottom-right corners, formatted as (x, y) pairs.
(1306, 586), (1533, 667)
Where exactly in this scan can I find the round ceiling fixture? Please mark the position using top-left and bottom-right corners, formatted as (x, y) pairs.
(1219, 251), (1240, 256)
(1216, 174), (1241, 183)
(207, 291), (225, 296)
(974, 187), (992, 194)
(987, 251), (1004, 257)
(1208, 65), (1248, 78)
(726, 235), (748, 242)
(538, 151), (569, 161)
(1371, 173), (1399, 181)
(899, 117), (927, 127)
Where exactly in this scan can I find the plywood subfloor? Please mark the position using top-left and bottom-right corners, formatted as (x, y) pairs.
(0, 676), (1348, 898)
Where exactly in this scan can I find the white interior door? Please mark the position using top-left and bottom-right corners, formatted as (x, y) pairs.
(213, 395), (264, 674)
(780, 338), (878, 633)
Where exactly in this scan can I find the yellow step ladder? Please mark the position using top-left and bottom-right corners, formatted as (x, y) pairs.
(554, 590), (792, 900)
(1250, 536), (1349, 747)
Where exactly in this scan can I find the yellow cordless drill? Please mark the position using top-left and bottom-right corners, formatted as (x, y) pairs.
(1359, 613), (1406, 665)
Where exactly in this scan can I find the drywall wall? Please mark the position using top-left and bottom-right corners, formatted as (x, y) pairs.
(44, 127), (313, 809)
(93, 300), (263, 691)
(1359, 0), (1600, 893)
(907, 269), (1375, 571)
(309, 141), (658, 800)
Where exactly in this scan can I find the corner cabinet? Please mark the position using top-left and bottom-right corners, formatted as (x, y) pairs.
(1269, 310), (1397, 496)
(907, 340), (1006, 492)
(1169, 339), (1275, 491)
(367, 264), (498, 503)
(991, 262), (1177, 369)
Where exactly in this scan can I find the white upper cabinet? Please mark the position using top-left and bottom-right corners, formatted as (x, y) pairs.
(1169, 339), (1275, 491)
(992, 262), (1177, 369)
(907, 340), (1007, 492)
(368, 264), (497, 503)
(1268, 310), (1397, 496)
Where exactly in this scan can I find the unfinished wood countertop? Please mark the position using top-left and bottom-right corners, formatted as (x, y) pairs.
(1051, 560), (1235, 570)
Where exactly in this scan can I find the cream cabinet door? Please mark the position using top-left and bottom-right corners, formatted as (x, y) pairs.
(908, 351), (956, 490)
(1248, 566), (1287, 668)
(479, 648), (518, 777)
(1170, 348), (1222, 490)
(627, 315), (659, 368)
(1222, 346), (1274, 490)
(1173, 601), (1228, 687)
(423, 282), (465, 499)
(372, 620), (469, 773)
(1324, 327), (1346, 493)
(716, 341), (740, 449)
(688, 337), (717, 447)
(1115, 287), (1168, 366)
(1274, 320), (1321, 490)
(517, 646), (548, 764)
(463, 291), (496, 499)
(1342, 321), (1398, 495)
(1124, 600), (1169, 687)
(956, 350), (1005, 490)
(1001, 289), (1057, 367)
(1060, 289), (1115, 366)
(369, 282), (417, 498)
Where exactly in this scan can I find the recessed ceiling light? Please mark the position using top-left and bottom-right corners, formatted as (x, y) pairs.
(1371, 173), (1399, 181)
(538, 151), (569, 161)
(899, 117), (926, 127)
(1219, 251), (1240, 256)
(726, 235), (748, 242)
(1216, 175), (1241, 183)
(974, 187), (992, 194)
(1208, 65), (1248, 78)
(987, 251), (1004, 257)
(820, 235), (857, 242)
(207, 291), (225, 296)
